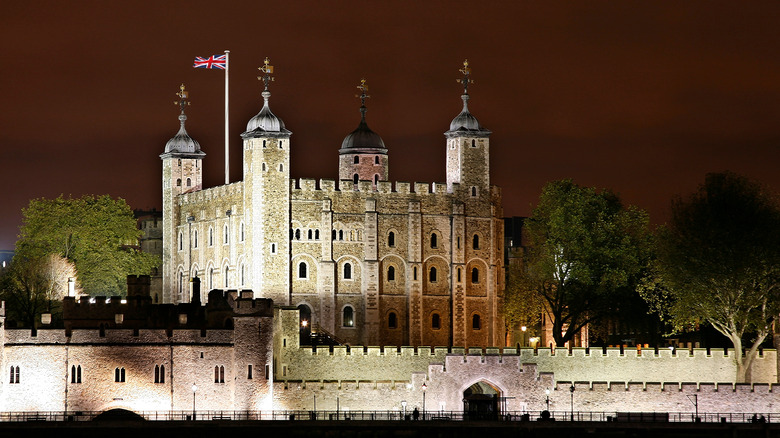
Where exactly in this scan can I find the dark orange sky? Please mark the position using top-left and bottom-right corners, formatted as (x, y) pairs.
(2, 1), (779, 250)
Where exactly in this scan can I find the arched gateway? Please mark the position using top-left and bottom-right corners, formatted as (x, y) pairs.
(463, 381), (501, 420)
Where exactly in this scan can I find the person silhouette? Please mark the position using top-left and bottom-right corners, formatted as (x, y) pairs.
(413, 407), (420, 420)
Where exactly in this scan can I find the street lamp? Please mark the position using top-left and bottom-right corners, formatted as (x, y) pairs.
(192, 383), (197, 420)
(569, 384), (575, 421)
(422, 382), (427, 420)
(401, 400), (407, 419)
(545, 389), (550, 412)
(521, 326), (527, 347)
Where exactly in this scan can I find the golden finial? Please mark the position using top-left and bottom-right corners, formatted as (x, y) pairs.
(457, 59), (474, 94)
(174, 84), (190, 113)
(355, 78), (370, 107)
(257, 57), (275, 91)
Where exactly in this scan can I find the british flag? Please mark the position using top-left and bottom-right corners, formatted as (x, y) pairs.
(193, 54), (227, 70)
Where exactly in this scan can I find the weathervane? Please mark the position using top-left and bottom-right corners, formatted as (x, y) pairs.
(457, 59), (473, 94)
(356, 78), (370, 107)
(175, 84), (190, 113)
(258, 57), (275, 91)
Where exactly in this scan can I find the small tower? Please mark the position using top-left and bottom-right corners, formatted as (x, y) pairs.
(160, 85), (205, 303)
(241, 58), (292, 305)
(445, 60), (492, 196)
(339, 79), (388, 188)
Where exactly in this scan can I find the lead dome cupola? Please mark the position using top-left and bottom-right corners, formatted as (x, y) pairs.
(446, 59), (491, 137)
(339, 79), (387, 155)
(162, 84), (204, 156)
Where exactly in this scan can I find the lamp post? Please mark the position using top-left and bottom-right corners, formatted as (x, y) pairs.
(544, 389), (550, 412)
(521, 326), (527, 347)
(401, 400), (407, 419)
(191, 383), (197, 420)
(422, 383), (427, 420)
(569, 384), (575, 421)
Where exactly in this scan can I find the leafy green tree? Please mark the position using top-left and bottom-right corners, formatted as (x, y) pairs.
(0, 254), (78, 327)
(646, 172), (780, 382)
(14, 195), (158, 296)
(523, 180), (651, 347)
(503, 260), (543, 346)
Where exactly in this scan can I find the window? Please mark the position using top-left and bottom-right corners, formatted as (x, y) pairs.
(430, 233), (438, 248)
(224, 225), (229, 244)
(374, 156), (379, 165)
(186, 177), (191, 187)
(240, 264), (245, 286)
(339, 230), (344, 241)
(71, 365), (82, 384)
(471, 139), (476, 147)
(354, 155), (360, 164)
(209, 227), (214, 246)
(214, 365), (225, 383)
(343, 263), (352, 280)
(431, 313), (441, 330)
(332, 230), (337, 240)
(387, 266), (395, 281)
(471, 186), (477, 197)
(473, 235), (479, 250)
(429, 267), (437, 282)
(307, 229), (312, 240)
(388, 231), (395, 247)
(279, 140), (284, 149)
(298, 262), (308, 279)
(178, 159), (182, 166)
(224, 267), (229, 288)
(413, 266), (418, 281)
(248, 364), (253, 379)
(262, 162), (266, 171)
(315, 229), (320, 240)
(374, 174), (379, 185)
(343, 306), (355, 327)
(209, 268), (214, 289)
(353, 174), (359, 185)
(176, 178), (182, 187)
(193, 230), (198, 248)
(295, 229), (301, 240)
(472, 314), (481, 330)
(114, 367), (125, 383)
(265, 364), (270, 380)
(240, 222), (245, 242)
(472, 267), (479, 283)
(178, 232), (183, 251)
(263, 140), (266, 148)
(9, 366), (19, 384)
(279, 163), (284, 172)
(154, 365), (165, 383)
(388, 312), (397, 329)
(271, 243), (277, 254)
(457, 268), (462, 282)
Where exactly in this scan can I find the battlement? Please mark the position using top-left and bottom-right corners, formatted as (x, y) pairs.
(179, 181), (244, 206)
(291, 178), (465, 197)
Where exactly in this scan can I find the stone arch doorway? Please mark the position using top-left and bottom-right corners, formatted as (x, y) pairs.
(298, 304), (312, 344)
(463, 381), (500, 420)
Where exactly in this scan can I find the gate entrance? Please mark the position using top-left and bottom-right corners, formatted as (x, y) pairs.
(463, 381), (500, 420)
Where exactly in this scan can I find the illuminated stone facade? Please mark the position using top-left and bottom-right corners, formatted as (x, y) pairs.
(160, 67), (505, 348)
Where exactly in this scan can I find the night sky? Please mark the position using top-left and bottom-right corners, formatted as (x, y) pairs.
(2, 2), (779, 251)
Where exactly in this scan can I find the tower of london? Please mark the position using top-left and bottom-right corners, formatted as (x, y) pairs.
(160, 60), (505, 347)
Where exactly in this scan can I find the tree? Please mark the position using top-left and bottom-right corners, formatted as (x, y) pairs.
(522, 180), (651, 347)
(503, 260), (544, 346)
(14, 195), (158, 296)
(646, 172), (780, 382)
(0, 254), (79, 327)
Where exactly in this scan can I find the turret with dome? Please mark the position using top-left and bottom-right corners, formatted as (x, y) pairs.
(338, 79), (388, 187)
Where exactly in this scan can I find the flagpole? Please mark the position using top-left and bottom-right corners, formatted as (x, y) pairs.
(224, 50), (230, 185)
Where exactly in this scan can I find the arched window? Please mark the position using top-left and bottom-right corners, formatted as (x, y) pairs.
(224, 225), (229, 244)
(176, 178), (182, 187)
(178, 159), (182, 166)
(354, 155), (360, 164)
(342, 306), (355, 327)
(193, 230), (198, 248)
(332, 230), (337, 240)
(209, 227), (214, 246)
(343, 263), (352, 280)
(214, 365), (225, 383)
(263, 140), (266, 148)
(471, 186), (477, 197)
(178, 272), (184, 299)
(307, 229), (313, 240)
(154, 365), (165, 383)
(71, 365), (82, 384)
(9, 366), (19, 384)
(457, 268), (462, 282)
(431, 313), (441, 330)
(224, 267), (229, 288)
(339, 230), (344, 241)
(240, 263), (245, 286)
(388, 231), (395, 247)
(114, 367), (125, 383)
(353, 174), (359, 185)
(186, 177), (191, 187)
(471, 267), (479, 283)
(240, 223), (245, 242)
(471, 139), (476, 147)
(178, 232), (183, 251)
(387, 266), (395, 281)
(262, 162), (266, 171)
(295, 229), (301, 240)
(413, 266), (418, 281)
(279, 163), (284, 172)
(430, 233), (438, 248)
(388, 312), (397, 329)
(374, 156), (379, 165)
(473, 234), (479, 250)
(472, 314), (481, 330)
(209, 268), (214, 290)
(315, 229), (320, 240)
(429, 267), (437, 282)
(374, 174), (379, 185)
(298, 262), (307, 279)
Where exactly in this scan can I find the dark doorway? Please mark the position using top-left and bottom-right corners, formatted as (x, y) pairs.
(463, 381), (500, 420)
(298, 304), (312, 345)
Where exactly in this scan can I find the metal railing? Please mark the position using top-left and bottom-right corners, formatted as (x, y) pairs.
(0, 410), (775, 423)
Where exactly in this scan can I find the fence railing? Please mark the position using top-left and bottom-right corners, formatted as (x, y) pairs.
(0, 410), (774, 424)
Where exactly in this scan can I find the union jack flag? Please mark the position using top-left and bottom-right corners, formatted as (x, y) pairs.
(193, 55), (227, 70)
